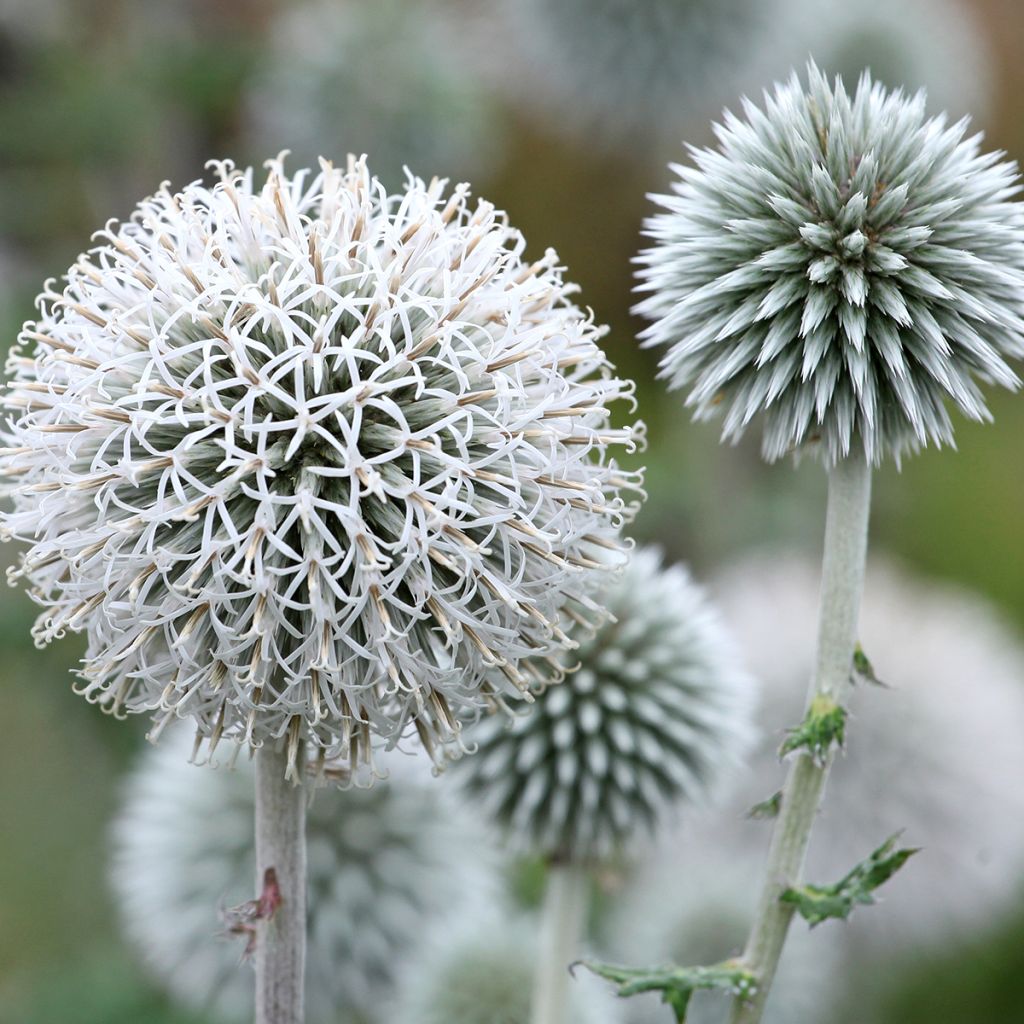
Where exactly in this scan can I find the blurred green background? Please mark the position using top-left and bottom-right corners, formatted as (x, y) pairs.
(3, 0), (1024, 1021)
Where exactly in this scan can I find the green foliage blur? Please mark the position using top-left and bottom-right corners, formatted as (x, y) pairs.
(2, 1), (1024, 1022)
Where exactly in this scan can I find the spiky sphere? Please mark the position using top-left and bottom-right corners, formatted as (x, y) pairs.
(498, 0), (781, 147)
(711, 551), (1024, 961)
(455, 547), (754, 861)
(777, 0), (994, 124)
(394, 910), (623, 1024)
(0, 156), (642, 773)
(638, 64), (1024, 466)
(245, 0), (500, 186)
(111, 731), (499, 1024)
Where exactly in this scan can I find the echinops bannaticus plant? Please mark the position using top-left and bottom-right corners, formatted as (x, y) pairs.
(112, 732), (498, 1024)
(626, 64), (1024, 1024)
(0, 154), (643, 1023)
(456, 546), (754, 1024)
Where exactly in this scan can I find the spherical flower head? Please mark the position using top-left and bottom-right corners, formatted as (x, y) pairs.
(454, 546), (755, 861)
(711, 551), (1024, 961)
(0, 156), (643, 774)
(637, 63), (1024, 466)
(111, 731), (500, 1024)
(394, 909), (623, 1024)
(245, 0), (501, 186)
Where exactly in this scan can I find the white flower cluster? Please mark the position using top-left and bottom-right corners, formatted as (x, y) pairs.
(638, 64), (1024, 465)
(0, 156), (643, 774)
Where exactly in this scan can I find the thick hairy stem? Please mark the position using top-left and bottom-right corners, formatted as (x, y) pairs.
(730, 452), (872, 1024)
(255, 742), (307, 1024)
(531, 861), (589, 1024)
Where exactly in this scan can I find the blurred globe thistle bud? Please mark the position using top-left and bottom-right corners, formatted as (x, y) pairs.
(245, 0), (502, 186)
(394, 908), (623, 1024)
(455, 547), (755, 862)
(111, 731), (499, 1024)
(710, 552), (1024, 972)
(638, 63), (1024, 465)
(778, 0), (994, 124)
(0, 155), (643, 777)
(492, 0), (784, 149)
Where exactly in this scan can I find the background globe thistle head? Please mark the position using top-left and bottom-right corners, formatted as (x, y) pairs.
(0, 155), (643, 775)
(244, 0), (502, 187)
(111, 730), (500, 1024)
(492, 0), (784, 150)
(454, 546), (756, 862)
(776, 0), (994, 125)
(603, 849), (841, 1024)
(637, 62), (1024, 466)
(709, 551), (1024, 968)
(393, 907), (623, 1024)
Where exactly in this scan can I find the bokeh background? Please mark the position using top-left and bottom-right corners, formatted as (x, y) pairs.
(3, 0), (1024, 1021)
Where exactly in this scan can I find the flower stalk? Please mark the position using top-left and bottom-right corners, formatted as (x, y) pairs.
(531, 861), (589, 1024)
(255, 742), (307, 1024)
(730, 451), (872, 1023)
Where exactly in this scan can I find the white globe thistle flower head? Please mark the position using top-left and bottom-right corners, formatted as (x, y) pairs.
(710, 551), (1024, 961)
(777, 0), (994, 125)
(454, 546), (756, 862)
(111, 729), (500, 1024)
(0, 155), (644, 777)
(394, 907), (623, 1024)
(604, 848), (841, 1024)
(637, 63), (1024, 466)
(494, 0), (784, 150)
(245, 0), (502, 187)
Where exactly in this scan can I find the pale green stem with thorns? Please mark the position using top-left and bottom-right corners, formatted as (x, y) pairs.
(730, 452), (872, 1024)
(531, 861), (589, 1024)
(255, 742), (307, 1024)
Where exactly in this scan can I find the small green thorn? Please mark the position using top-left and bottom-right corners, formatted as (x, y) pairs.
(748, 790), (782, 820)
(780, 832), (919, 927)
(779, 693), (847, 765)
(852, 643), (887, 687)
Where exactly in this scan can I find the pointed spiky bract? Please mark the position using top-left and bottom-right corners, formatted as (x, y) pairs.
(0, 157), (643, 775)
(638, 64), (1024, 466)
(111, 733), (499, 1024)
(455, 547), (754, 861)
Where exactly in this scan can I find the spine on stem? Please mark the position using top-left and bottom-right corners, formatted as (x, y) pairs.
(531, 861), (589, 1024)
(255, 741), (307, 1024)
(730, 452), (872, 1024)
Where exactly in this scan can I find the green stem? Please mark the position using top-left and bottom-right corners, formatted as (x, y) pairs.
(730, 452), (872, 1024)
(255, 742), (307, 1024)
(530, 861), (589, 1024)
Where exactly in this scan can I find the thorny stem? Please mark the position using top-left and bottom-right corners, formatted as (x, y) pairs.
(730, 452), (872, 1024)
(531, 861), (589, 1024)
(255, 741), (307, 1024)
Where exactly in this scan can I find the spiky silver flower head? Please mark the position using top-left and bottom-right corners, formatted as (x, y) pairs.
(637, 63), (1024, 466)
(394, 909), (623, 1024)
(245, 0), (501, 186)
(710, 551), (1024, 961)
(604, 846), (840, 1024)
(496, 0), (782, 147)
(0, 156), (643, 774)
(778, 0), (994, 124)
(111, 731), (499, 1024)
(455, 547), (755, 861)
